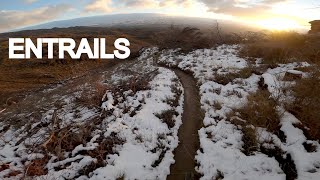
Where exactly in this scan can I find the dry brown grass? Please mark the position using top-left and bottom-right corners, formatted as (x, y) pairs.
(164, 80), (183, 107)
(260, 145), (297, 180)
(41, 111), (102, 160)
(25, 157), (49, 177)
(227, 90), (299, 178)
(239, 31), (320, 67)
(239, 44), (292, 66)
(285, 70), (320, 141)
(0, 26), (151, 109)
(233, 90), (280, 133)
(212, 67), (254, 85)
(153, 25), (211, 52)
(155, 109), (179, 128)
(85, 133), (124, 171)
(241, 126), (258, 155)
(113, 70), (157, 95)
(76, 81), (108, 108)
(228, 90), (281, 155)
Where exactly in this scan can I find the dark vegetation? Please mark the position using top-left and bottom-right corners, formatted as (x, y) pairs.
(285, 69), (320, 141)
(211, 67), (254, 85)
(155, 109), (179, 128)
(227, 89), (281, 155)
(237, 31), (320, 143)
(223, 30), (319, 179)
(1, 22), (320, 179)
(260, 145), (297, 180)
(153, 25), (212, 52)
(238, 31), (320, 66)
(0, 26), (153, 109)
(229, 90), (280, 134)
(227, 89), (298, 179)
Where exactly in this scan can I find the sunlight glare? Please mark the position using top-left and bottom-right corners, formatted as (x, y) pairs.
(256, 18), (300, 31)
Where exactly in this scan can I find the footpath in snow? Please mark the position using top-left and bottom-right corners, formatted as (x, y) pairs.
(159, 45), (320, 180)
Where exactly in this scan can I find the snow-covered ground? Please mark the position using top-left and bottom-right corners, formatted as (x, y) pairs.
(0, 49), (184, 179)
(1, 45), (320, 180)
(159, 45), (320, 180)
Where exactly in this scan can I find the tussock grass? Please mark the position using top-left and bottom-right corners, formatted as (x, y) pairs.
(25, 157), (49, 177)
(285, 70), (320, 141)
(212, 67), (253, 85)
(241, 126), (259, 155)
(260, 145), (297, 180)
(239, 31), (320, 66)
(153, 25), (211, 52)
(155, 109), (179, 128)
(235, 90), (280, 133)
(76, 81), (108, 108)
(228, 90), (280, 155)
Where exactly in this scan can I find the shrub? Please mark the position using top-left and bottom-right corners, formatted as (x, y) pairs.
(285, 70), (320, 140)
(76, 82), (108, 108)
(153, 25), (211, 52)
(212, 67), (254, 85)
(239, 44), (292, 66)
(241, 126), (258, 155)
(25, 157), (49, 176)
(231, 90), (280, 133)
(239, 31), (320, 66)
(155, 109), (179, 128)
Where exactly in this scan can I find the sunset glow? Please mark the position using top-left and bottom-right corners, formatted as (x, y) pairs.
(0, 0), (319, 32)
(256, 18), (301, 31)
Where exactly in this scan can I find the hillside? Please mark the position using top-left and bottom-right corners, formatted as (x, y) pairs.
(0, 26), (319, 180)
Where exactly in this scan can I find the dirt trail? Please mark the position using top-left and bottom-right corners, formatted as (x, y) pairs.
(167, 69), (203, 180)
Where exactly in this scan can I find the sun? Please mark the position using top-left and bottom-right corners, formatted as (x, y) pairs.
(256, 18), (300, 31)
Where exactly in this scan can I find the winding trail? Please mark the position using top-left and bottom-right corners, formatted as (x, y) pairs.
(168, 69), (204, 180)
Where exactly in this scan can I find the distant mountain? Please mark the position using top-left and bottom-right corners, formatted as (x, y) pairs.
(14, 13), (258, 33)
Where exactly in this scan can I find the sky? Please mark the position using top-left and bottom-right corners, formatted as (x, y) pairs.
(0, 0), (319, 32)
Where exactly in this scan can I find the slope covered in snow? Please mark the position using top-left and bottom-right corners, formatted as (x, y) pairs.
(159, 45), (320, 180)
(0, 49), (184, 179)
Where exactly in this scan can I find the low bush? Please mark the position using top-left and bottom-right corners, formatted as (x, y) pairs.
(285, 70), (320, 140)
(153, 25), (211, 52)
(236, 90), (280, 133)
(25, 157), (49, 176)
(239, 31), (320, 66)
(155, 109), (179, 128)
(212, 67), (253, 85)
(241, 126), (258, 155)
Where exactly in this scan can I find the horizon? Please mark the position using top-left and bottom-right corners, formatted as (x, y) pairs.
(1, 0), (319, 33)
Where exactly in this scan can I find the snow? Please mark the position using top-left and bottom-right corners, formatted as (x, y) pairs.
(91, 66), (184, 180)
(280, 111), (320, 180)
(1, 44), (319, 179)
(0, 48), (184, 180)
(159, 45), (320, 179)
(159, 45), (247, 84)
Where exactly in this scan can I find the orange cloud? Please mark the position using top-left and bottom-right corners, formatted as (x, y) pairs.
(0, 4), (72, 32)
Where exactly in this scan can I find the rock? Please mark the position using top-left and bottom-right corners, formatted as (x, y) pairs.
(258, 77), (268, 90)
(309, 20), (320, 34)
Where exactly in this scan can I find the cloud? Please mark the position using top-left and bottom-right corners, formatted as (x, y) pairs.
(119, 0), (157, 7)
(23, 0), (39, 4)
(199, 0), (288, 18)
(84, 0), (196, 12)
(85, 0), (113, 12)
(159, 0), (193, 7)
(0, 4), (71, 32)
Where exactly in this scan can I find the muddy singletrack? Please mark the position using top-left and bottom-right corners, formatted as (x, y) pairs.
(167, 69), (203, 180)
